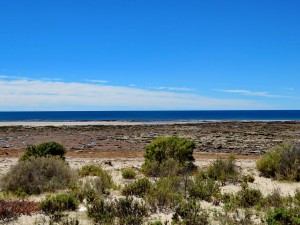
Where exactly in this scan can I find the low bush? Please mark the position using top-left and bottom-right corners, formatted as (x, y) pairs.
(115, 197), (148, 225)
(87, 198), (116, 225)
(122, 168), (137, 179)
(188, 177), (220, 202)
(1, 157), (76, 195)
(145, 176), (183, 210)
(295, 190), (300, 206)
(87, 197), (148, 225)
(86, 175), (113, 195)
(20, 141), (66, 161)
(78, 165), (112, 195)
(263, 189), (284, 208)
(242, 174), (255, 183)
(122, 178), (152, 197)
(0, 200), (39, 221)
(143, 158), (182, 177)
(79, 164), (109, 177)
(71, 176), (113, 203)
(40, 193), (79, 214)
(257, 143), (300, 181)
(266, 207), (300, 225)
(236, 183), (263, 208)
(144, 136), (195, 165)
(206, 154), (239, 184)
(213, 209), (254, 225)
(172, 200), (209, 225)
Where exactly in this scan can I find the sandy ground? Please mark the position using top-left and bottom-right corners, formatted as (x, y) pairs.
(1, 156), (300, 224)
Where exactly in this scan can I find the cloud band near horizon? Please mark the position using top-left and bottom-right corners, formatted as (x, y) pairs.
(0, 77), (270, 110)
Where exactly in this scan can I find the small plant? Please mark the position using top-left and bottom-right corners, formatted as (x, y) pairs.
(266, 207), (300, 225)
(188, 178), (220, 202)
(214, 209), (254, 225)
(87, 198), (116, 225)
(122, 168), (137, 179)
(172, 200), (209, 225)
(145, 176), (183, 210)
(40, 193), (79, 214)
(79, 164), (107, 176)
(236, 183), (262, 208)
(87, 197), (148, 225)
(20, 141), (66, 161)
(115, 197), (149, 225)
(71, 176), (113, 203)
(143, 136), (195, 166)
(143, 158), (182, 177)
(206, 154), (239, 184)
(122, 178), (152, 197)
(0, 200), (39, 221)
(263, 189), (284, 208)
(257, 143), (300, 181)
(295, 189), (300, 206)
(1, 157), (76, 195)
(242, 174), (255, 183)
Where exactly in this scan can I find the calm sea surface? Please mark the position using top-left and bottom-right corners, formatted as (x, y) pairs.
(0, 111), (300, 122)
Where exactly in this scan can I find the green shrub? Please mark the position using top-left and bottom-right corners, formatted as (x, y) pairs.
(236, 183), (263, 208)
(213, 209), (254, 225)
(71, 175), (113, 203)
(40, 193), (79, 214)
(266, 207), (300, 225)
(122, 168), (137, 179)
(242, 174), (255, 183)
(1, 157), (76, 195)
(20, 141), (66, 161)
(115, 197), (148, 225)
(172, 200), (209, 225)
(257, 143), (300, 181)
(257, 144), (288, 178)
(188, 177), (220, 202)
(295, 190), (300, 206)
(142, 158), (181, 177)
(145, 176), (183, 210)
(206, 154), (239, 184)
(263, 189), (284, 208)
(79, 164), (108, 177)
(144, 136), (195, 165)
(87, 198), (116, 225)
(122, 178), (152, 197)
(78, 165), (113, 195)
(87, 197), (148, 225)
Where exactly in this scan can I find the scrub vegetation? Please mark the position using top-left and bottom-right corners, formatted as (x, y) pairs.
(1, 139), (300, 224)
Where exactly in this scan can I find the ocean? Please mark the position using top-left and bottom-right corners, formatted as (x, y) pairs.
(0, 110), (300, 122)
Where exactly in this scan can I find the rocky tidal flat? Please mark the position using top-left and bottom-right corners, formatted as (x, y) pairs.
(0, 121), (300, 157)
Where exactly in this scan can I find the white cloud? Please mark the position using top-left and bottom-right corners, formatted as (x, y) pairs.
(215, 89), (292, 98)
(0, 77), (270, 110)
(85, 79), (108, 83)
(154, 86), (194, 92)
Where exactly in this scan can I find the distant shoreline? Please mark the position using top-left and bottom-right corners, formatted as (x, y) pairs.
(0, 120), (299, 127)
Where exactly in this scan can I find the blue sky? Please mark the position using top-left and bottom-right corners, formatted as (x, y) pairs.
(0, 0), (299, 110)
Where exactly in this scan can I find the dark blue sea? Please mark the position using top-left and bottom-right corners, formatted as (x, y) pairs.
(0, 111), (300, 122)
